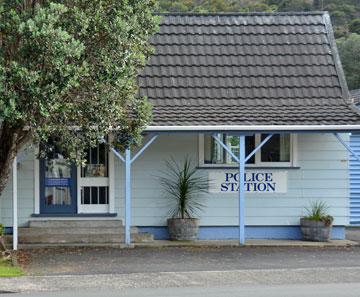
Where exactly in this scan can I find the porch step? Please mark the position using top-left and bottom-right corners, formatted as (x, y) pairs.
(29, 220), (124, 228)
(16, 243), (135, 249)
(9, 220), (154, 248)
(18, 227), (138, 236)
(18, 233), (153, 244)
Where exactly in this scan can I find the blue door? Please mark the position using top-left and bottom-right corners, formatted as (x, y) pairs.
(40, 149), (77, 214)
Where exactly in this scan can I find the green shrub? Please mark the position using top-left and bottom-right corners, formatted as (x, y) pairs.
(0, 224), (5, 237)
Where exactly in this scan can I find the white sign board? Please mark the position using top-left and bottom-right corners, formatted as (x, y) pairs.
(208, 170), (288, 194)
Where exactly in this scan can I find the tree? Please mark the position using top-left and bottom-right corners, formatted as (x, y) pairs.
(0, 0), (159, 197)
(278, 0), (311, 12)
(349, 19), (360, 35)
(248, 3), (274, 12)
(336, 33), (360, 91)
(169, 1), (189, 12)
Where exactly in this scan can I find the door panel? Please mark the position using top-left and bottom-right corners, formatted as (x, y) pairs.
(79, 142), (109, 213)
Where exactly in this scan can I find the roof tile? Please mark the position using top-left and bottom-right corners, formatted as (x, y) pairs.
(139, 13), (360, 126)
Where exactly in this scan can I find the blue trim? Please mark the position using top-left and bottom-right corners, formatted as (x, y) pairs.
(143, 130), (360, 135)
(4, 227), (13, 235)
(131, 135), (158, 164)
(32, 213), (117, 217)
(335, 133), (360, 163)
(138, 226), (346, 240)
(17, 147), (31, 164)
(100, 137), (126, 163)
(198, 166), (301, 170)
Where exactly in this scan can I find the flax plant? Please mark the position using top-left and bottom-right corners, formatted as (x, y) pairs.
(304, 201), (334, 224)
(159, 157), (209, 219)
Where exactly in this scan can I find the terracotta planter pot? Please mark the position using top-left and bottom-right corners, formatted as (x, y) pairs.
(167, 218), (200, 241)
(300, 218), (333, 242)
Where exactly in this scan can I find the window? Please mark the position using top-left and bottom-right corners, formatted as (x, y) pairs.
(80, 142), (109, 207)
(201, 134), (295, 167)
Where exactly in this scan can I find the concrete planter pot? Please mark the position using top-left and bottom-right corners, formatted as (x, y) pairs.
(300, 218), (333, 242)
(167, 218), (200, 241)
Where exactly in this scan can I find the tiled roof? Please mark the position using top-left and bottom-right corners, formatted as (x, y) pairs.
(351, 89), (360, 106)
(138, 12), (360, 127)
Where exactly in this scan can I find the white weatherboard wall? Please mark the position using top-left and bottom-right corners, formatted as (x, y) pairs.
(0, 133), (350, 228)
(114, 133), (350, 227)
(0, 150), (35, 227)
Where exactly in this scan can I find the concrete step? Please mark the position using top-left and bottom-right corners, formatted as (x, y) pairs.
(18, 226), (138, 236)
(29, 220), (124, 228)
(16, 243), (134, 249)
(18, 233), (154, 244)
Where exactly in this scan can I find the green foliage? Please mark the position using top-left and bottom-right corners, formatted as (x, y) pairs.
(349, 19), (360, 34)
(0, 224), (4, 237)
(330, 10), (348, 26)
(0, 0), (159, 166)
(333, 25), (350, 39)
(304, 201), (334, 223)
(159, 157), (209, 219)
(278, 0), (311, 12)
(169, 2), (189, 12)
(337, 33), (360, 90)
(248, 3), (274, 12)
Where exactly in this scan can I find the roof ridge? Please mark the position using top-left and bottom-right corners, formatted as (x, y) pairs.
(155, 12), (328, 17)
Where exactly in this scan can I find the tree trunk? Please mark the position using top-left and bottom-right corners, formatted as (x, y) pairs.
(0, 124), (31, 198)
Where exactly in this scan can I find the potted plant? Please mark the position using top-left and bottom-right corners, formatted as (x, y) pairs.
(300, 201), (334, 242)
(159, 157), (209, 241)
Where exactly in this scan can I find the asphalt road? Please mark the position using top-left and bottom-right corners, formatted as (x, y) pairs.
(22, 246), (360, 275)
(2, 246), (360, 294)
(3, 283), (360, 297)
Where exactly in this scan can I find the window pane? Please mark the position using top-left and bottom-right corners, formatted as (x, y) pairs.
(91, 187), (98, 204)
(45, 154), (71, 178)
(261, 134), (290, 162)
(45, 187), (71, 205)
(99, 187), (108, 204)
(83, 187), (91, 204)
(82, 143), (108, 177)
(82, 186), (108, 205)
(211, 133), (224, 164)
(245, 136), (255, 164)
(204, 134), (255, 164)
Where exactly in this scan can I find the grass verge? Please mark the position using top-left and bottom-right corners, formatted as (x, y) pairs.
(0, 257), (23, 277)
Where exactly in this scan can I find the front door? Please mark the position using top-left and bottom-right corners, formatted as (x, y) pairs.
(40, 149), (77, 214)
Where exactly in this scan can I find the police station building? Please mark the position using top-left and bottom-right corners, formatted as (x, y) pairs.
(2, 12), (360, 247)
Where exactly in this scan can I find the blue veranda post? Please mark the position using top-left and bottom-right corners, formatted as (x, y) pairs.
(239, 135), (245, 244)
(100, 136), (158, 245)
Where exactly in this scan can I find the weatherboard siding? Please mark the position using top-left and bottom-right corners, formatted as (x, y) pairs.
(114, 133), (349, 227)
(0, 133), (350, 228)
(0, 151), (35, 227)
